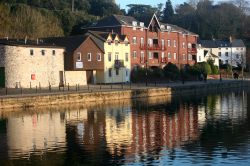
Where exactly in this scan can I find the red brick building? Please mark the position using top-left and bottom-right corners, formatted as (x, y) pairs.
(86, 14), (198, 69)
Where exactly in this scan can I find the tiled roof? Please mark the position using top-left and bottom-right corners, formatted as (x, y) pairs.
(0, 38), (63, 48)
(199, 39), (245, 48)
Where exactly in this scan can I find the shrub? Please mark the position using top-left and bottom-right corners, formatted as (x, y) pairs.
(163, 63), (180, 80)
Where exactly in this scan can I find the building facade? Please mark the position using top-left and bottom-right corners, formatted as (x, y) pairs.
(0, 39), (65, 88)
(45, 31), (131, 84)
(86, 14), (198, 69)
(197, 45), (219, 66)
(199, 39), (246, 67)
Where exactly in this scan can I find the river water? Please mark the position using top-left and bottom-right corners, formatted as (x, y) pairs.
(0, 90), (250, 165)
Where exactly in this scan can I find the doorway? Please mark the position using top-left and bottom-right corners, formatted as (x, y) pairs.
(86, 70), (93, 84)
(0, 67), (5, 87)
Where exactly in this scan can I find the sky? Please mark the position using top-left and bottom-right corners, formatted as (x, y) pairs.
(116, 0), (225, 10)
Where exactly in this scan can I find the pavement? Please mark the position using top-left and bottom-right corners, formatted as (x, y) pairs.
(0, 79), (246, 98)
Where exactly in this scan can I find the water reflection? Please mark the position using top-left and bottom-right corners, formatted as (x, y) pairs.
(0, 91), (249, 165)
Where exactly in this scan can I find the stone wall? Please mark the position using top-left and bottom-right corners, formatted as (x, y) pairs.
(2, 45), (64, 88)
(64, 71), (87, 86)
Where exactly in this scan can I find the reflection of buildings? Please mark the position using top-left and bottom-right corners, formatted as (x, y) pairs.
(7, 112), (66, 158)
(129, 102), (200, 160)
(0, 119), (8, 160)
(201, 92), (248, 123)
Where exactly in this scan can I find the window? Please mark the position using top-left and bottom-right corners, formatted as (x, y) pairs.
(97, 53), (101, 61)
(132, 37), (137, 44)
(161, 39), (165, 47)
(108, 40), (111, 45)
(109, 68), (112, 77)
(126, 70), (128, 76)
(174, 53), (176, 60)
(173, 40), (176, 47)
(168, 40), (171, 47)
(125, 41), (128, 46)
(41, 50), (45, 56)
(226, 48), (228, 50)
(125, 53), (129, 62)
(168, 52), (171, 59)
(115, 53), (119, 60)
(108, 52), (112, 62)
(183, 54), (186, 60)
(183, 34), (185, 38)
(161, 52), (165, 62)
(77, 52), (81, 61)
(182, 42), (185, 48)
(140, 51), (145, 62)
(236, 54), (239, 59)
(199, 56), (201, 61)
(148, 38), (153, 46)
(115, 40), (119, 46)
(52, 50), (56, 56)
(219, 48), (221, 50)
(30, 49), (34, 56)
(148, 52), (153, 59)
(225, 60), (228, 64)
(140, 37), (144, 46)
(116, 69), (119, 75)
(133, 51), (137, 59)
(218, 52), (221, 57)
(188, 54), (192, 60)
(225, 52), (229, 56)
(188, 43), (191, 48)
(87, 53), (91, 61)
(241, 48), (244, 50)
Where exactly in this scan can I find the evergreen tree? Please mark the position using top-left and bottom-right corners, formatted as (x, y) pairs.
(162, 0), (174, 23)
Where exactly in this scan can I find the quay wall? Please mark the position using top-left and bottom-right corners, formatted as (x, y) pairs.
(0, 81), (249, 109)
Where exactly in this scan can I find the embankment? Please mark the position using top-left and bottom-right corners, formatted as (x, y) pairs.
(0, 81), (249, 109)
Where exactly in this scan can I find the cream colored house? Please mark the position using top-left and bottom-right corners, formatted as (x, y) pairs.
(197, 45), (219, 66)
(89, 31), (131, 83)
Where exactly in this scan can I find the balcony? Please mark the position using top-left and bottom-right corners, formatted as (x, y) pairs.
(114, 60), (125, 68)
(188, 47), (197, 54)
(140, 44), (166, 51)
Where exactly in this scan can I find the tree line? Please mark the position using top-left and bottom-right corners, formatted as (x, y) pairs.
(0, 0), (249, 42)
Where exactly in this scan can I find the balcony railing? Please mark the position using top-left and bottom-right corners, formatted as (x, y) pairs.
(114, 60), (125, 68)
(140, 44), (166, 51)
(188, 47), (197, 53)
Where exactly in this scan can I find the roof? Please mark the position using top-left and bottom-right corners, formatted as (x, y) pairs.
(89, 14), (198, 36)
(44, 33), (105, 53)
(199, 39), (245, 48)
(231, 39), (245, 47)
(92, 15), (141, 27)
(0, 38), (64, 48)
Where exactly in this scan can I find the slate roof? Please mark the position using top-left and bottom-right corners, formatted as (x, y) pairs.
(90, 14), (198, 36)
(199, 39), (245, 48)
(44, 33), (105, 53)
(0, 38), (63, 48)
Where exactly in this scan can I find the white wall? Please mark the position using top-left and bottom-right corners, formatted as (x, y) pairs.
(64, 71), (87, 86)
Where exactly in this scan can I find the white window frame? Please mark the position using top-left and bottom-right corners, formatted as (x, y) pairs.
(133, 51), (137, 59)
(168, 52), (171, 59)
(173, 40), (176, 47)
(77, 52), (81, 61)
(183, 54), (186, 60)
(97, 53), (101, 61)
(174, 53), (177, 60)
(148, 52), (152, 59)
(168, 40), (171, 47)
(87, 53), (91, 61)
(132, 37), (137, 44)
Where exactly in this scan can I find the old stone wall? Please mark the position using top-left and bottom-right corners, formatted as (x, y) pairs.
(4, 45), (64, 88)
(64, 71), (87, 86)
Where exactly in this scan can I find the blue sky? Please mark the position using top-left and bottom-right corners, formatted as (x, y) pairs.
(116, 0), (224, 10)
(116, 0), (187, 10)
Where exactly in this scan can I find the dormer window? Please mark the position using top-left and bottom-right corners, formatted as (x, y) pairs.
(115, 40), (119, 46)
(132, 21), (137, 26)
(140, 22), (144, 27)
(107, 40), (111, 45)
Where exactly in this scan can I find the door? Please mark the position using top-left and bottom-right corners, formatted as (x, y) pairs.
(0, 67), (5, 87)
(86, 70), (93, 84)
(59, 71), (64, 86)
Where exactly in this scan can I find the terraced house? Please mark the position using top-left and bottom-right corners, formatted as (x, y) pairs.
(85, 14), (198, 69)
(45, 31), (130, 84)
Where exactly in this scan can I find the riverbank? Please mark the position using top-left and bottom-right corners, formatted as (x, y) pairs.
(0, 80), (249, 109)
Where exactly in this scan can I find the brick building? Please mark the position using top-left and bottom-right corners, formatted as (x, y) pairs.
(85, 14), (198, 69)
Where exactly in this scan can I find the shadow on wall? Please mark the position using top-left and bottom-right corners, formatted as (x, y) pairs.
(0, 67), (5, 87)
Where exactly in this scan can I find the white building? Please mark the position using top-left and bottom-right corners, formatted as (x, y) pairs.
(197, 45), (219, 66)
(198, 39), (246, 67)
(0, 39), (87, 88)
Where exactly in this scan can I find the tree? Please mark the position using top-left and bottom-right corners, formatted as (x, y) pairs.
(127, 4), (157, 22)
(162, 0), (174, 23)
